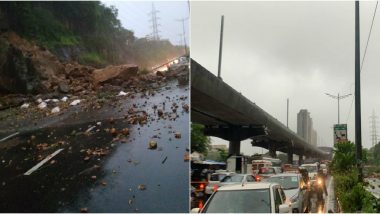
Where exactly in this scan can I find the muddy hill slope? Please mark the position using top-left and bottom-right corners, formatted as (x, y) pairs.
(0, 32), (138, 95)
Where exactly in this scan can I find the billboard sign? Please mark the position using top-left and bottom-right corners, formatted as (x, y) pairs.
(333, 124), (348, 144)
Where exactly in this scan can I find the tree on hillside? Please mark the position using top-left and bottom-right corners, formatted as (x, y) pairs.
(191, 123), (211, 155)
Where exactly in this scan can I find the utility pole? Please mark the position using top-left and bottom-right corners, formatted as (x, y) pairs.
(176, 18), (188, 55)
(370, 110), (379, 147)
(217, 15), (224, 79)
(287, 98), (289, 128)
(355, 0), (363, 182)
(325, 93), (352, 124)
(149, 3), (160, 40)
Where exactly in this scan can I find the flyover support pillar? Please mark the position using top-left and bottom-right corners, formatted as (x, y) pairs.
(287, 149), (293, 164)
(269, 148), (277, 158)
(299, 154), (303, 165)
(229, 140), (241, 156)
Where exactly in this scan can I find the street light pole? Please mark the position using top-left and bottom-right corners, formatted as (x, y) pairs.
(325, 93), (352, 124)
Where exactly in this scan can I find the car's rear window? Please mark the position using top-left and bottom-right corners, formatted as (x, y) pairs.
(202, 189), (271, 213)
(210, 174), (227, 181)
(221, 175), (244, 183)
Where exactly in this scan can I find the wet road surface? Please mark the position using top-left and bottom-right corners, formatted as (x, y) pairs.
(0, 80), (189, 212)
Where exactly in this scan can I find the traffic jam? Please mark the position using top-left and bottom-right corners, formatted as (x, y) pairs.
(191, 156), (331, 213)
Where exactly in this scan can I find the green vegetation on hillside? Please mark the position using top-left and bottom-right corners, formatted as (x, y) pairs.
(0, 1), (185, 68)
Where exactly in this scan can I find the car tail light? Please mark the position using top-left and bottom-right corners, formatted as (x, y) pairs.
(213, 185), (219, 191)
(198, 200), (204, 209)
(200, 184), (205, 190)
(255, 175), (261, 182)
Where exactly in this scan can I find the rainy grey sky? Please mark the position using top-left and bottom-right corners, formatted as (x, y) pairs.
(103, 1), (189, 45)
(191, 1), (380, 155)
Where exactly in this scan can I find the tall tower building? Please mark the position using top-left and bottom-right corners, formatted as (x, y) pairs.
(297, 109), (311, 143)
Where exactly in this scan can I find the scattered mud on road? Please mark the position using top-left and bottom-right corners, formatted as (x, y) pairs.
(0, 67), (189, 212)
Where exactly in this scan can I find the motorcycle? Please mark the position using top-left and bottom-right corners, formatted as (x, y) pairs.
(314, 177), (324, 203)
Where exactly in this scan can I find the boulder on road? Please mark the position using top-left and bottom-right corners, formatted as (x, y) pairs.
(92, 64), (138, 85)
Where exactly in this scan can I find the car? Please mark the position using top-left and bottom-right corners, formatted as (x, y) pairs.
(258, 167), (277, 181)
(191, 182), (291, 213)
(300, 163), (319, 181)
(205, 171), (236, 195)
(168, 56), (189, 71)
(268, 173), (310, 213)
(273, 166), (283, 174)
(217, 174), (257, 188)
(320, 164), (328, 176)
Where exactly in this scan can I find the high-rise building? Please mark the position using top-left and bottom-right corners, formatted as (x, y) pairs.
(297, 109), (318, 146)
(297, 109), (311, 143)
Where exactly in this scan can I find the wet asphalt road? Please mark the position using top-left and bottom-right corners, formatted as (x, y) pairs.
(0, 80), (189, 212)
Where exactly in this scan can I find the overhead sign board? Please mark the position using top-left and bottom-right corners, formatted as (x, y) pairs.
(333, 124), (348, 144)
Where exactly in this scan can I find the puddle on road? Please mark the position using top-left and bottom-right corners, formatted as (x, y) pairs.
(0, 80), (189, 213)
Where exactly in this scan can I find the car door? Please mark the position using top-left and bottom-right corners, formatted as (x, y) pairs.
(273, 185), (283, 213)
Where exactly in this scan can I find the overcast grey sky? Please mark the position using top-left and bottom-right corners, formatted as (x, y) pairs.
(191, 1), (380, 155)
(103, 1), (189, 45)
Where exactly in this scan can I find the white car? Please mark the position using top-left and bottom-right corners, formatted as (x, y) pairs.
(205, 171), (236, 195)
(268, 173), (310, 213)
(300, 163), (318, 181)
(192, 182), (291, 213)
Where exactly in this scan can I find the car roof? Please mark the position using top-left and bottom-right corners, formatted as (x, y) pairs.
(217, 182), (275, 191)
(301, 163), (317, 166)
(270, 173), (299, 177)
(212, 171), (234, 175)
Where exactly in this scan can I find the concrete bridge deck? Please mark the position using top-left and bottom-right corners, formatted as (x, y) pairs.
(191, 59), (328, 160)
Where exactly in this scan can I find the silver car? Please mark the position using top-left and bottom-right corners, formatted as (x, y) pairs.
(268, 173), (310, 213)
(205, 171), (236, 195)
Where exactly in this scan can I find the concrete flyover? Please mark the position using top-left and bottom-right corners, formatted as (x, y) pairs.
(191, 59), (329, 162)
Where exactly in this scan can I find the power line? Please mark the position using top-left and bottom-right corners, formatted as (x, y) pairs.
(360, 0), (378, 72)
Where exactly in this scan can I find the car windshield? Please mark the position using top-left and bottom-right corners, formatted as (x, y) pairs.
(268, 176), (299, 189)
(202, 189), (271, 213)
(221, 175), (244, 183)
(303, 165), (318, 173)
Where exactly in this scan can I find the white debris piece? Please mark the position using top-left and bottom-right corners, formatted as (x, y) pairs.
(38, 102), (47, 109)
(20, 103), (30, 109)
(36, 98), (43, 103)
(117, 91), (129, 96)
(52, 99), (59, 103)
(96, 122), (102, 126)
(70, 99), (81, 106)
(51, 107), (60, 113)
(44, 99), (51, 103)
(61, 96), (68, 102)
(85, 126), (96, 133)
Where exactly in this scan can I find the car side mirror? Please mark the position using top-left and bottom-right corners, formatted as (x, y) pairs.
(279, 204), (290, 213)
(191, 208), (201, 213)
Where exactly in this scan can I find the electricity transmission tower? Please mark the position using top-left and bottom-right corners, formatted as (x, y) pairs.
(370, 110), (379, 147)
(149, 3), (160, 40)
(176, 17), (188, 54)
